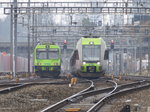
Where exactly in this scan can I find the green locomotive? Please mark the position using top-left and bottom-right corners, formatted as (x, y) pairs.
(34, 43), (61, 77)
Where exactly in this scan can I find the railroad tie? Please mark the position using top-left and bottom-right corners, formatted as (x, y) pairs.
(64, 108), (81, 112)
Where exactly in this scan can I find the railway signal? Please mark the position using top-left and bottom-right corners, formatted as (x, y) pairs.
(63, 40), (67, 49)
(124, 48), (127, 53)
(111, 40), (114, 49)
(3, 52), (7, 56)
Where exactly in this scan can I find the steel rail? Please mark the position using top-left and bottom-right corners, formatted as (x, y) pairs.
(0, 83), (21, 87)
(0, 81), (69, 94)
(69, 80), (117, 102)
(0, 83), (28, 94)
(40, 80), (147, 112)
(86, 80), (118, 112)
(40, 80), (117, 112)
(87, 80), (150, 112)
(63, 80), (148, 105)
(0, 77), (67, 85)
(79, 80), (146, 98)
(41, 80), (94, 112)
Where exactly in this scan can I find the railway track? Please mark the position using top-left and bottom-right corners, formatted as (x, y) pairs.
(0, 77), (66, 92)
(41, 79), (115, 112)
(0, 75), (110, 94)
(41, 80), (94, 112)
(0, 74), (104, 94)
(0, 77), (92, 112)
(0, 76), (66, 84)
(0, 80), (70, 94)
(0, 74), (149, 112)
(112, 75), (150, 81)
(87, 80), (149, 112)
(41, 80), (150, 112)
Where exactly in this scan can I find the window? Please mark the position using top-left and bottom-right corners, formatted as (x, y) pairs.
(82, 45), (100, 61)
(36, 48), (59, 59)
(48, 49), (59, 59)
(36, 49), (47, 59)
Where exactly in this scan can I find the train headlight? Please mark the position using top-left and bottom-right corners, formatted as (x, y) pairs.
(37, 63), (41, 65)
(89, 41), (94, 45)
(54, 63), (58, 65)
(97, 62), (100, 65)
(83, 62), (86, 65)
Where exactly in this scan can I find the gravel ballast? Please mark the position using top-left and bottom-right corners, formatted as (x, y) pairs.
(105, 88), (150, 112)
(0, 83), (88, 112)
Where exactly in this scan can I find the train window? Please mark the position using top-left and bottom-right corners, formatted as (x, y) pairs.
(83, 45), (100, 61)
(49, 49), (58, 52)
(36, 51), (47, 59)
(48, 49), (59, 59)
(36, 49), (59, 59)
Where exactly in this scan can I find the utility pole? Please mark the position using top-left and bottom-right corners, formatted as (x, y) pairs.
(32, 10), (35, 48)
(28, 0), (31, 74)
(134, 45), (137, 73)
(31, 9), (35, 73)
(148, 36), (150, 76)
(139, 14), (142, 75)
(13, 0), (17, 77)
(10, 4), (14, 76)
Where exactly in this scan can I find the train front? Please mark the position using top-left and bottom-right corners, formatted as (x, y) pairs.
(79, 38), (105, 78)
(34, 44), (61, 77)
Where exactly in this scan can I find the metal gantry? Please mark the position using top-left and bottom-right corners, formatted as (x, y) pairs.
(2, 1), (150, 14)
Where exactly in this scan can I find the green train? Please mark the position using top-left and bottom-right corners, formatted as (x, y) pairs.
(34, 43), (61, 77)
(70, 37), (108, 78)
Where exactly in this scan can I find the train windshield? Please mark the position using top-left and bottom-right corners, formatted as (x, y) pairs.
(48, 49), (59, 59)
(36, 49), (47, 59)
(83, 45), (100, 61)
(36, 49), (59, 59)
